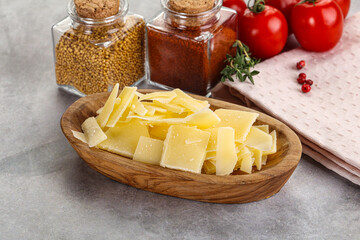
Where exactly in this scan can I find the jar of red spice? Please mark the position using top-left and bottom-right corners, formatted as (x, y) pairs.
(146, 0), (238, 96)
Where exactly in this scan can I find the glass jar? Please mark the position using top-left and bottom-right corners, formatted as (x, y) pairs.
(146, 0), (237, 96)
(52, 0), (145, 96)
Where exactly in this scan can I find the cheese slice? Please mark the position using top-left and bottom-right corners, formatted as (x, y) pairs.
(186, 108), (220, 129)
(234, 146), (252, 171)
(216, 127), (237, 176)
(72, 130), (87, 144)
(205, 151), (216, 160)
(263, 130), (277, 155)
(249, 147), (263, 170)
(133, 136), (164, 165)
(239, 147), (254, 174)
(149, 125), (169, 140)
(96, 83), (119, 128)
(160, 125), (210, 174)
(130, 95), (147, 116)
(129, 108), (219, 128)
(204, 128), (218, 152)
(215, 109), (258, 143)
(81, 117), (107, 147)
(118, 107), (132, 123)
(253, 125), (269, 134)
(106, 87), (137, 127)
(139, 91), (177, 103)
(171, 89), (209, 112)
(110, 99), (122, 123)
(236, 142), (245, 153)
(244, 127), (273, 151)
(207, 144), (241, 160)
(129, 110), (185, 122)
(143, 104), (156, 116)
(153, 100), (185, 114)
(202, 160), (216, 175)
(98, 119), (149, 158)
(142, 102), (168, 113)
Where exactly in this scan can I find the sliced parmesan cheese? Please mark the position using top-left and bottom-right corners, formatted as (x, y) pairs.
(171, 89), (209, 112)
(202, 159), (216, 175)
(253, 125), (269, 134)
(149, 125), (169, 140)
(234, 146), (252, 171)
(207, 144), (241, 160)
(133, 136), (164, 165)
(130, 95), (147, 116)
(76, 88), (278, 176)
(239, 147), (254, 174)
(128, 113), (176, 122)
(186, 108), (220, 129)
(216, 127), (238, 176)
(153, 100), (185, 114)
(249, 147), (263, 170)
(106, 87), (137, 127)
(205, 151), (216, 160)
(244, 127), (273, 151)
(215, 109), (258, 143)
(142, 102), (168, 113)
(139, 91), (177, 103)
(143, 104), (156, 116)
(81, 117), (107, 147)
(236, 142), (245, 153)
(160, 125), (210, 174)
(98, 119), (149, 158)
(128, 108), (219, 129)
(263, 130), (277, 155)
(204, 128), (218, 152)
(72, 130), (87, 144)
(96, 83), (119, 128)
(118, 107), (132, 123)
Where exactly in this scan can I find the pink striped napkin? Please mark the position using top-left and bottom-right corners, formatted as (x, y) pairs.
(212, 13), (360, 185)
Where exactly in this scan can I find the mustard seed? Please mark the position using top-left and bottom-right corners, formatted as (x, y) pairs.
(54, 13), (145, 95)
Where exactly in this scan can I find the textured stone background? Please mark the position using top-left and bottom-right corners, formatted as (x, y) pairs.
(0, 0), (359, 239)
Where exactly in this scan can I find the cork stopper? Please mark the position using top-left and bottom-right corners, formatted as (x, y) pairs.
(74, 0), (120, 19)
(168, 0), (215, 14)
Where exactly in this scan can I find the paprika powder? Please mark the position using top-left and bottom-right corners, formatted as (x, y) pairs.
(146, 0), (237, 96)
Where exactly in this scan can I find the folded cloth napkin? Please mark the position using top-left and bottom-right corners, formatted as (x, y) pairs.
(212, 13), (360, 185)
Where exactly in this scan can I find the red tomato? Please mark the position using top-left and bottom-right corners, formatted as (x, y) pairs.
(238, 6), (288, 59)
(223, 0), (247, 16)
(266, 0), (300, 33)
(333, 0), (351, 18)
(291, 0), (344, 52)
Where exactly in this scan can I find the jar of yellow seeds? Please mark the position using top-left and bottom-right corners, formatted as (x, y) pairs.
(52, 0), (145, 96)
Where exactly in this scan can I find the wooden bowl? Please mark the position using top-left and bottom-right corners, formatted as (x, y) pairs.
(61, 90), (302, 204)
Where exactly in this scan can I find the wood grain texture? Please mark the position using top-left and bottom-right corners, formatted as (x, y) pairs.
(60, 90), (302, 203)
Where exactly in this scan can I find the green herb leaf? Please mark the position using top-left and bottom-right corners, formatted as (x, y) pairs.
(221, 40), (260, 85)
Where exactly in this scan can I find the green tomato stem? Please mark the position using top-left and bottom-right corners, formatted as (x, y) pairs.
(248, 0), (266, 14)
(297, 0), (318, 6)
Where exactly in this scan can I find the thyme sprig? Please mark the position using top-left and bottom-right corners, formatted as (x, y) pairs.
(220, 40), (260, 85)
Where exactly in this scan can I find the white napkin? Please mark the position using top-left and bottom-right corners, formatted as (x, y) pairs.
(213, 13), (360, 185)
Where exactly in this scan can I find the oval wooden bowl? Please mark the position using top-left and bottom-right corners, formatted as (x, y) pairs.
(61, 90), (302, 204)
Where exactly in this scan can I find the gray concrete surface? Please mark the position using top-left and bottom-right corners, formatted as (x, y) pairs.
(0, 0), (359, 239)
